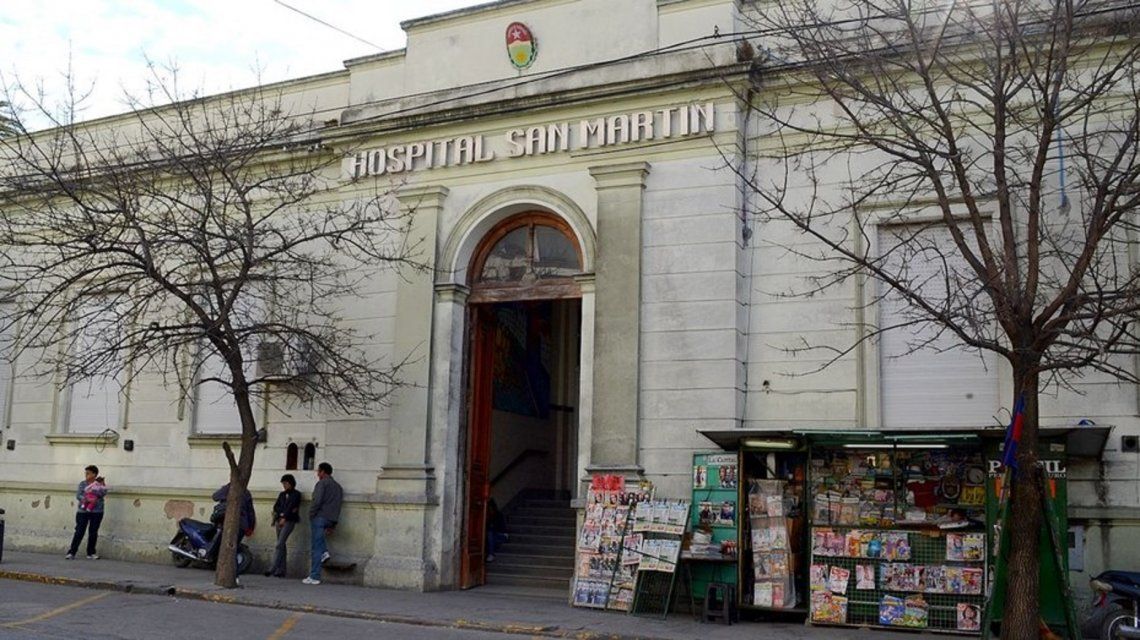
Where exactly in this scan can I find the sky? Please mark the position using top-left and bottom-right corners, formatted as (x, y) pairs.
(0, 0), (487, 124)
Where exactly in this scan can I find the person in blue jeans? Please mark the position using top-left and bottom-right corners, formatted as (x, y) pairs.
(66, 464), (108, 559)
(303, 462), (343, 585)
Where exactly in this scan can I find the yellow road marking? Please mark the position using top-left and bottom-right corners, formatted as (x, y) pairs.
(266, 611), (303, 640)
(2, 591), (112, 628)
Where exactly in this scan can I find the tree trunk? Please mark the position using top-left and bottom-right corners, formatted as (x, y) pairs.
(1000, 367), (1042, 640)
(214, 381), (259, 589)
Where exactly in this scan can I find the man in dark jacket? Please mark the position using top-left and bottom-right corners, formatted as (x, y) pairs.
(303, 462), (343, 585)
(210, 483), (256, 563)
(265, 473), (302, 577)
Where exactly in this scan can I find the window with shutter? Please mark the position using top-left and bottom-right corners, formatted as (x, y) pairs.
(877, 224), (999, 428)
(192, 348), (244, 434)
(64, 298), (123, 433)
(0, 301), (13, 425)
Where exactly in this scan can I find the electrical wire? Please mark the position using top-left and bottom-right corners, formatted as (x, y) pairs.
(272, 0), (386, 52)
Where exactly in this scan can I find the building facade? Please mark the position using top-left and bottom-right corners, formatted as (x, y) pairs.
(1, 0), (1137, 596)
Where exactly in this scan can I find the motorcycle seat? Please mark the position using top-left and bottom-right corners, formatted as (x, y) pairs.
(180, 519), (216, 535)
(1097, 571), (1140, 599)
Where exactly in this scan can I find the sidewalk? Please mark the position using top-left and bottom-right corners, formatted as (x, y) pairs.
(0, 550), (898, 639)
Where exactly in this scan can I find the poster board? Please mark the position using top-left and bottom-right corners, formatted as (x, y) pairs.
(571, 475), (654, 611)
(689, 452), (740, 601)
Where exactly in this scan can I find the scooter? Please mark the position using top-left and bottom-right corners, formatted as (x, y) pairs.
(168, 515), (252, 575)
(1088, 571), (1140, 639)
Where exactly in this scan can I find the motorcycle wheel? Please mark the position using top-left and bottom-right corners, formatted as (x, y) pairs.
(170, 532), (193, 568)
(1102, 605), (1135, 640)
(236, 544), (253, 575)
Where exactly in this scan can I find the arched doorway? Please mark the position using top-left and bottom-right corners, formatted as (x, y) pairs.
(461, 212), (584, 589)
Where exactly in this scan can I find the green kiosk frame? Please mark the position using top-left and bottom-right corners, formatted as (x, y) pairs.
(694, 427), (1109, 637)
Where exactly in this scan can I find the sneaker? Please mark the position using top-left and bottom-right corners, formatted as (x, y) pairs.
(86, 554), (99, 560)
(302, 577), (321, 585)
(64, 553), (75, 560)
(320, 551), (330, 564)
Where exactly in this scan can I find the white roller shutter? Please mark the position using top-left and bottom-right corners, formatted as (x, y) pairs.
(192, 349), (243, 434)
(65, 298), (122, 433)
(0, 302), (12, 425)
(878, 224), (999, 428)
(67, 375), (121, 433)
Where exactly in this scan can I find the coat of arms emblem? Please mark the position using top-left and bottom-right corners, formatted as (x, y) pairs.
(506, 22), (537, 69)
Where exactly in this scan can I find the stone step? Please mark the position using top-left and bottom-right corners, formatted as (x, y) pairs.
(508, 515), (577, 527)
(508, 532), (576, 547)
(490, 551), (574, 567)
(513, 506), (576, 517)
(506, 542), (576, 556)
(486, 562), (575, 579)
(519, 498), (571, 508)
(508, 522), (576, 535)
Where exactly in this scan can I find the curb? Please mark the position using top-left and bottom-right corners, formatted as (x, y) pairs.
(0, 569), (667, 640)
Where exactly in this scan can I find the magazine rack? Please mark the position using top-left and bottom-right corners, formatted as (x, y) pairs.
(629, 500), (689, 620)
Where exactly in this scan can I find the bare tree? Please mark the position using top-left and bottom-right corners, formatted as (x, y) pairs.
(0, 101), (14, 137)
(735, 0), (1140, 635)
(0, 69), (421, 588)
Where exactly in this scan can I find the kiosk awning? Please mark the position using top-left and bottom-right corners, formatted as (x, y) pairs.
(697, 426), (1112, 458)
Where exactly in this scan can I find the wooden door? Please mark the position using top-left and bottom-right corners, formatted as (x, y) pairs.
(461, 305), (494, 588)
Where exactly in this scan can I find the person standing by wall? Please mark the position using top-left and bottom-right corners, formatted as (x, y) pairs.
(209, 482), (256, 567)
(303, 462), (343, 585)
(66, 465), (107, 560)
(265, 473), (302, 577)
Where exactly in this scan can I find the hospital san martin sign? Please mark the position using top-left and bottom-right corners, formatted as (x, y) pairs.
(344, 102), (715, 180)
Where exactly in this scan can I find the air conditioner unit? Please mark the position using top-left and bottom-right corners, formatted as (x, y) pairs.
(257, 339), (318, 379)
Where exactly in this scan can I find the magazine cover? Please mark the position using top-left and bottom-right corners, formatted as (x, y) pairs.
(755, 582), (774, 607)
(879, 595), (905, 625)
(855, 565), (875, 590)
(827, 566), (850, 594)
(810, 591), (848, 624)
(881, 563), (924, 591)
(632, 503), (650, 533)
(810, 564), (828, 591)
(621, 534), (643, 565)
(772, 583), (787, 608)
(693, 465), (707, 489)
(957, 603), (982, 631)
(881, 532), (912, 560)
(749, 493), (768, 516)
(753, 526), (773, 552)
(766, 495), (785, 517)
(698, 501), (715, 527)
(946, 532), (985, 562)
(901, 595), (929, 628)
(666, 501), (689, 534)
(718, 464), (738, 489)
(716, 501), (736, 528)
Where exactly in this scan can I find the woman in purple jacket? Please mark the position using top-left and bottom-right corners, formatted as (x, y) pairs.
(66, 464), (107, 560)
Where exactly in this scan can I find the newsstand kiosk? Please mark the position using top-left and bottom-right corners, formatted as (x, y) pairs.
(694, 427), (1109, 637)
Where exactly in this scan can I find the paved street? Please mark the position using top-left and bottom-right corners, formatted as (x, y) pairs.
(0, 551), (904, 640)
(0, 580), (523, 640)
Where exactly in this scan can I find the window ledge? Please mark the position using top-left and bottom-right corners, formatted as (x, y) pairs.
(45, 433), (120, 446)
(187, 433), (244, 448)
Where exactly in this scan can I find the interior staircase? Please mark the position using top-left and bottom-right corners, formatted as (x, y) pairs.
(485, 494), (576, 594)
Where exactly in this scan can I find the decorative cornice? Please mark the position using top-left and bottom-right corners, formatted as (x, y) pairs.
(588, 161), (651, 189)
(44, 433), (119, 446)
(395, 185), (450, 210)
(433, 282), (471, 304)
(333, 60), (746, 141)
(572, 273), (597, 294)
